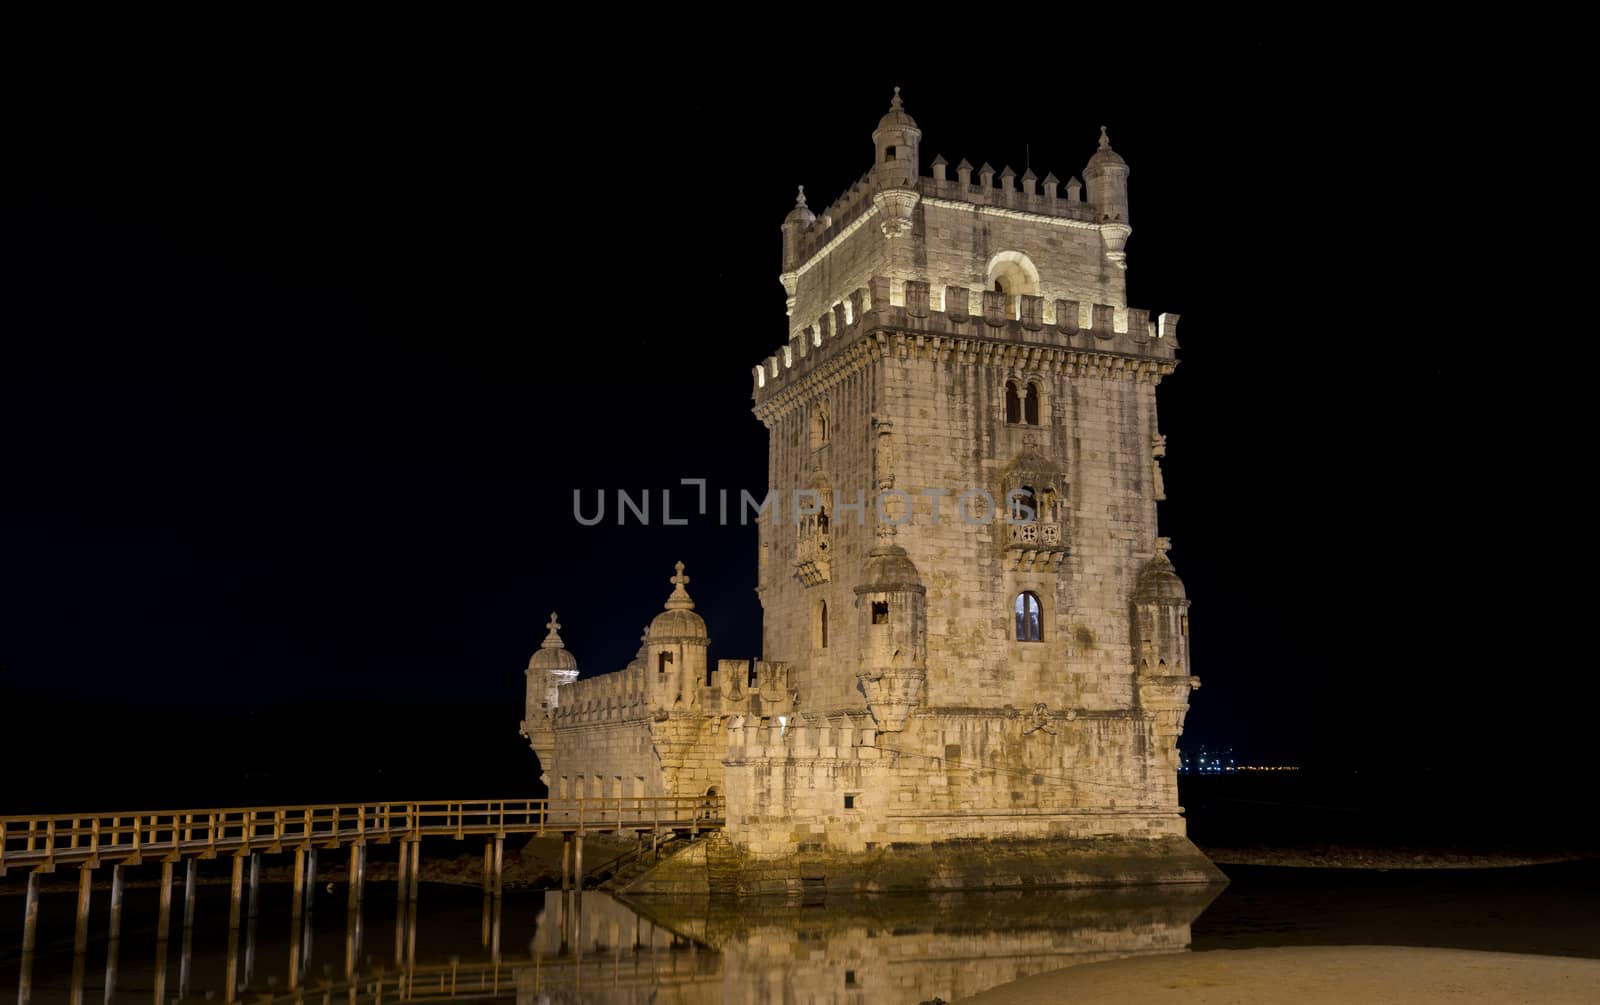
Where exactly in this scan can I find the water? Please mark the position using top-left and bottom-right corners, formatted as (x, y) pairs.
(3, 860), (1596, 1003)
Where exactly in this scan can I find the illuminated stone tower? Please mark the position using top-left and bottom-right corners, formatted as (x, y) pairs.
(525, 92), (1218, 893)
(729, 90), (1215, 885)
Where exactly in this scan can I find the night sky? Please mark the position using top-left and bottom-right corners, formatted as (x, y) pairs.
(2, 54), (1566, 812)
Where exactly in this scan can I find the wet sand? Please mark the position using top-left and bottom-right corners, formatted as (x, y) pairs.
(960, 946), (1600, 1003)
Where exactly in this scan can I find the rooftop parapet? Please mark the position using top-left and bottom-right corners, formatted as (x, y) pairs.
(753, 276), (1179, 405)
(789, 162), (1099, 267)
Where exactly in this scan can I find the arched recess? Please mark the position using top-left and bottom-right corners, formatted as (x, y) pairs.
(986, 251), (1041, 319)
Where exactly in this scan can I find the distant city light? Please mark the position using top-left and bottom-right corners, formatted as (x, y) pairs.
(1177, 745), (1298, 774)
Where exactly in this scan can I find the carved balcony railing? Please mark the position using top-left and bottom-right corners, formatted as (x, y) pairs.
(1006, 521), (1067, 573)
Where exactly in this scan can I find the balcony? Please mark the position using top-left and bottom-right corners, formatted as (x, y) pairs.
(1006, 521), (1066, 572)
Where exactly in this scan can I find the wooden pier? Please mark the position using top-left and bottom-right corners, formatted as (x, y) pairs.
(2, 796), (721, 1002)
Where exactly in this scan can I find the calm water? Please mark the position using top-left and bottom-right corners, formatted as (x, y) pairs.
(3, 860), (1597, 1003)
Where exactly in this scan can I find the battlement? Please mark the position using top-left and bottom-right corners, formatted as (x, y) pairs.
(790, 163), (1101, 267)
(545, 657), (793, 726)
(753, 275), (1179, 404)
(724, 711), (879, 763)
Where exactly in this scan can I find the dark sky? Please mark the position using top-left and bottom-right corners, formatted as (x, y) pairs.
(1, 51), (1563, 805)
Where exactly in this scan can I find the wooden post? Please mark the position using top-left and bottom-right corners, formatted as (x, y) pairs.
(492, 836), (504, 899)
(407, 840), (420, 904)
(348, 843), (362, 913)
(396, 838), (411, 905)
(18, 873), (36, 1005)
(247, 851), (260, 920)
(74, 863), (94, 954)
(481, 840), (492, 896)
(21, 869), (40, 954)
(224, 927), (240, 1004)
(107, 863), (124, 941)
(574, 834), (584, 890)
(306, 846), (318, 915)
(157, 859), (174, 942)
(182, 856), (198, 929)
(560, 835), (571, 892)
(291, 847), (306, 919)
(229, 854), (245, 929)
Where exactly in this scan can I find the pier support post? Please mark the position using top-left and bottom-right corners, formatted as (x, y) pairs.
(21, 868), (40, 954)
(407, 840), (420, 904)
(157, 859), (174, 942)
(481, 840), (492, 896)
(247, 852), (260, 920)
(182, 856), (197, 929)
(306, 847), (318, 915)
(396, 841), (410, 905)
(492, 836), (504, 899)
(291, 847), (306, 919)
(229, 854), (245, 929)
(561, 835), (571, 892)
(74, 864), (94, 955)
(574, 834), (584, 890)
(348, 844), (362, 912)
(107, 863), (124, 941)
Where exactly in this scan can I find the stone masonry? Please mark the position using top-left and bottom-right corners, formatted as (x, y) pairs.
(521, 91), (1217, 893)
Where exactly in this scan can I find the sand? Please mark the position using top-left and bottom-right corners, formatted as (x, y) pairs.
(959, 946), (1600, 1003)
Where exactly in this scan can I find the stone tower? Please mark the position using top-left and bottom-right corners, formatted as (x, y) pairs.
(525, 92), (1218, 892)
(732, 90), (1213, 883)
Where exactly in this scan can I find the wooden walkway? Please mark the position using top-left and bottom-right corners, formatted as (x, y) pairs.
(0, 796), (723, 873)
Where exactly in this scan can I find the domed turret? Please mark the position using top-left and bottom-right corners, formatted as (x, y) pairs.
(1084, 126), (1132, 268)
(526, 612), (580, 720)
(1133, 548), (1187, 605)
(876, 86), (928, 180)
(1132, 540), (1190, 677)
(646, 562), (710, 710)
(854, 543), (927, 731)
(779, 185), (817, 285)
(648, 561), (708, 642)
(870, 87), (922, 236)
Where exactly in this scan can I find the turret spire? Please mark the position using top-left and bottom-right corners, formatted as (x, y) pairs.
(664, 561), (695, 610)
(541, 612), (565, 649)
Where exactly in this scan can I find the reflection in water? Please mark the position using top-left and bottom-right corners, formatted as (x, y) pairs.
(6, 880), (1220, 1003)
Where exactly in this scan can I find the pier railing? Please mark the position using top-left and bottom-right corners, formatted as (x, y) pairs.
(0, 796), (723, 873)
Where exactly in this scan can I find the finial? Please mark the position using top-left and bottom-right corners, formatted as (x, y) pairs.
(664, 561), (695, 610)
(1099, 125), (1112, 150)
(795, 185), (807, 209)
(541, 611), (565, 649)
(891, 86), (902, 109)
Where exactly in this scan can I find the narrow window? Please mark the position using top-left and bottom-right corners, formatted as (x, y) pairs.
(1005, 380), (1021, 424)
(819, 600), (829, 648)
(657, 651), (673, 673)
(1024, 383), (1040, 425)
(844, 794), (856, 809)
(872, 601), (889, 625)
(1015, 591), (1043, 642)
(885, 146), (896, 162)
(818, 506), (829, 534)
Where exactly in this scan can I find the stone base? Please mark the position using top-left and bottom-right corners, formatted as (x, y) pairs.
(621, 832), (1226, 897)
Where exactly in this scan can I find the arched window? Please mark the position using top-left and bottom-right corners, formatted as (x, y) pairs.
(657, 651), (673, 674)
(1014, 591), (1043, 642)
(818, 600), (829, 649)
(1024, 382), (1041, 425)
(1005, 380), (1022, 424)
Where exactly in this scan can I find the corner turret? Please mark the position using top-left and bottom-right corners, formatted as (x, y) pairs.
(1084, 126), (1132, 269)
